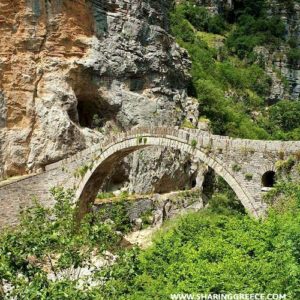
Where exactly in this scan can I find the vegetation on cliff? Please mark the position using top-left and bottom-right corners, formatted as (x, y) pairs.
(171, 0), (300, 140)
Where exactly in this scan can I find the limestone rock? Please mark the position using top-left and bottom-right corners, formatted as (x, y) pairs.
(127, 148), (197, 194)
(132, 218), (143, 231)
(0, 0), (195, 190)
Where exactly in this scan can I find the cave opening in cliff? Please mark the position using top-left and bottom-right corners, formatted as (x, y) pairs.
(76, 97), (101, 129)
(75, 96), (119, 130)
(68, 68), (119, 130)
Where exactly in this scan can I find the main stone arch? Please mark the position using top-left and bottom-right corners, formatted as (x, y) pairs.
(75, 132), (262, 220)
(3, 126), (300, 228)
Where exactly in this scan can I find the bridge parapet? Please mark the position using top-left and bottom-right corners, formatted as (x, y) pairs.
(45, 127), (300, 172)
(1, 127), (300, 228)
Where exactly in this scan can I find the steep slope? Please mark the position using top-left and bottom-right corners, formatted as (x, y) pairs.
(193, 0), (300, 100)
(172, 0), (300, 139)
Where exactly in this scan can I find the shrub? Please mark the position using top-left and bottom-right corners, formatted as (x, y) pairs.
(100, 183), (300, 299)
(269, 100), (300, 132)
(191, 139), (197, 148)
(209, 193), (245, 215)
(140, 209), (154, 229)
(176, 2), (228, 35)
(181, 118), (196, 129)
(171, 15), (195, 43)
(0, 188), (121, 298)
(97, 192), (115, 199)
(245, 173), (253, 181)
(275, 156), (296, 173)
(74, 164), (89, 178)
(232, 164), (242, 172)
(226, 11), (286, 59)
(287, 48), (300, 66)
(98, 199), (132, 233)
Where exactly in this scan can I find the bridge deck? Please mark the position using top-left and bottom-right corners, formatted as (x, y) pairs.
(0, 174), (37, 188)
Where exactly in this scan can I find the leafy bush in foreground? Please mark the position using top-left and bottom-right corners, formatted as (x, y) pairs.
(1, 180), (300, 299)
(0, 188), (121, 299)
(99, 181), (300, 299)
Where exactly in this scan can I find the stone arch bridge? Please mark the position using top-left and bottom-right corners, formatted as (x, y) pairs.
(0, 127), (299, 228)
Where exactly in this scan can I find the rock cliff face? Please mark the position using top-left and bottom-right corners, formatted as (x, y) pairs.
(0, 0), (198, 191)
(266, 0), (300, 101)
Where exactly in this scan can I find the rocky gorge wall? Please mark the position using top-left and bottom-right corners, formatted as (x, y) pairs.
(0, 0), (201, 192)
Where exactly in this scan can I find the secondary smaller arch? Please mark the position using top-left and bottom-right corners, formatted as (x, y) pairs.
(262, 171), (276, 188)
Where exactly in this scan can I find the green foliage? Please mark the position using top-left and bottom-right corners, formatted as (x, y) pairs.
(120, 190), (129, 199)
(233, 0), (267, 18)
(208, 193), (243, 215)
(170, 3), (273, 139)
(140, 209), (154, 229)
(74, 164), (89, 178)
(190, 139), (197, 148)
(96, 176), (300, 299)
(98, 198), (132, 234)
(97, 191), (115, 199)
(232, 164), (241, 172)
(288, 48), (300, 66)
(276, 156), (296, 174)
(2, 183), (300, 299)
(227, 15), (286, 59)
(100, 185), (300, 299)
(225, 0), (286, 59)
(0, 187), (121, 299)
(181, 118), (196, 129)
(245, 173), (253, 181)
(195, 78), (269, 138)
(171, 16), (195, 43)
(259, 100), (300, 140)
(206, 176), (246, 215)
(170, 1), (299, 141)
(269, 100), (300, 132)
(175, 1), (228, 35)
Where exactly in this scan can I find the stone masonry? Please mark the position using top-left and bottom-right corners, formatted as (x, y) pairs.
(0, 127), (300, 228)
